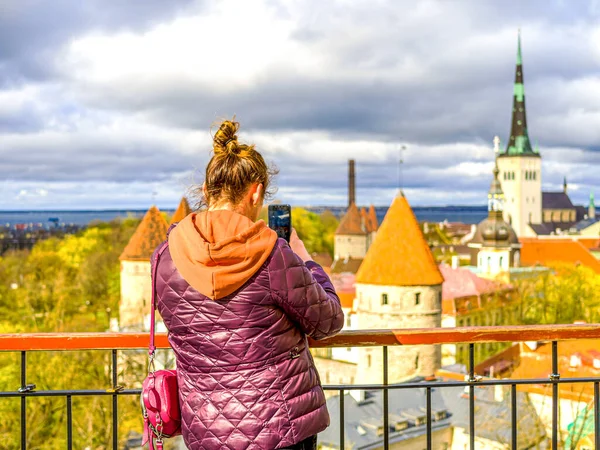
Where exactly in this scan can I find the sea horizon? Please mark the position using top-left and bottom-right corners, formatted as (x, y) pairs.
(0, 205), (489, 227)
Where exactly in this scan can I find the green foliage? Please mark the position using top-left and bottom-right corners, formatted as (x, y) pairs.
(0, 217), (142, 448)
(259, 206), (338, 256)
(0, 209), (338, 447)
(292, 208), (338, 256)
(515, 263), (600, 325)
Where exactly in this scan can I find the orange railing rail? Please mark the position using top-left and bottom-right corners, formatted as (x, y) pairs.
(1, 323), (600, 351)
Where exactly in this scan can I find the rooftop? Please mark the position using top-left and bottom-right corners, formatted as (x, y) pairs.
(336, 202), (367, 236)
(542, 192), (575, 210)
(119, 206), (169, 261)
(356, 194), (444, 286)
(169, 197), (192, 225)
(520, 238), (600, 274)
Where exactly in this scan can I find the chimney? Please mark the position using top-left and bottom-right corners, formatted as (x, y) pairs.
(348, 159), (356, 206)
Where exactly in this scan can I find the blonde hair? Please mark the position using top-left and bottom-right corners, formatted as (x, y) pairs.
(201, 119), (277, 207)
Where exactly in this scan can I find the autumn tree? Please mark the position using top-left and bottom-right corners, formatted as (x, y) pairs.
(515, 263), (600, 325)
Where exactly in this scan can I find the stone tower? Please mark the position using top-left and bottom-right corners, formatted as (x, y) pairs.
(170, 196), (192, 225)
(469, 156), (521, 281)
(334, 203), (368, 260)
(119, 206), (169, 330)
(354, 194), (444, 384)
(496, 32), (542, 237)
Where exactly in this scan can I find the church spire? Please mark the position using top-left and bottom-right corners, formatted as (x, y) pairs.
(503, 31), (539, 158)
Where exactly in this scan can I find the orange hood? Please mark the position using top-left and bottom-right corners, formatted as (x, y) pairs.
(168, 210), (278, 300)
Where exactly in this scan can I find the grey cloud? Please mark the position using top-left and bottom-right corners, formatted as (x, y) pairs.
(0, 0), (198, 86)
(69, 3), (599, 151)
(0, 131), (202, 183)
(0, 0), (599, 208)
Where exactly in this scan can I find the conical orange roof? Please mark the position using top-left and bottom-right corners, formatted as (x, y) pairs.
(120, 206), (169, 261)
(170, 197), (192, 225)
(360, 207), (369, 230)
(356, 195), (443, 286)
(336, 202), (367, 235)
(368, 204), (378, 232)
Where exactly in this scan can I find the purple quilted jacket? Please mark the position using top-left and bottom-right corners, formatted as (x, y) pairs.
(154, 211), (344, 449)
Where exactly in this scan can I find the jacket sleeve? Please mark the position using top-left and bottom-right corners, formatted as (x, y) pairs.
(269, 241), (344, 340)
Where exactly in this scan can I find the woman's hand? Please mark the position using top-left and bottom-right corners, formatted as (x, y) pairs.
(289, 228), (313, 262)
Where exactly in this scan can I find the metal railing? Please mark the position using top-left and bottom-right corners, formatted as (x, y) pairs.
(2, 324), (600, 449)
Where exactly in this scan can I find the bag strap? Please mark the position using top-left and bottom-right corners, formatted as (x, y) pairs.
(149, 241), (170, 357)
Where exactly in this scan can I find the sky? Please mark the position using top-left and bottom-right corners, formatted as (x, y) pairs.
(1, 0), (599, 210)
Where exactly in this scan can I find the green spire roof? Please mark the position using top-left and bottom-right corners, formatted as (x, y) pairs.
(500, 31), (540, 159)
(591, 191), (595, 206)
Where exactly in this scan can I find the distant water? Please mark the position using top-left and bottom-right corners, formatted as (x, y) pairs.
(0, 206), (488, 228)
(0, 210), (163, 227)
(410, 206), (488, 225)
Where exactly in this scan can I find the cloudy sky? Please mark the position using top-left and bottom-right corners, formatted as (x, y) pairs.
(1, 0), (599, 210)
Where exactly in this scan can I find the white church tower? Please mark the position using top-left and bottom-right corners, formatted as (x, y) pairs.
(496, 32), (542, 237)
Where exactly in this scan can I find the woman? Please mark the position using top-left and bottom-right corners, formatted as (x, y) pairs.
(154, 119), (344, 449)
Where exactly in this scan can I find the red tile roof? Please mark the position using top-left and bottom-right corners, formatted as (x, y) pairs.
(368, 204), (379, 232)
(119, 206), (169, 261)
(510, 339), (600, 402)
(356, 195), (444, 286)
(439, 264), (512, 315)
(520, 239), (600, 274)
(330, 273), (356, 309)
(360, 205), (378, 232)
(170, 197), (192, 225)
(335, 202), (367, 235)
(331, 257), (363, 274)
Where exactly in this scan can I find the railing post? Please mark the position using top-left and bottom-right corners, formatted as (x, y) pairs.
(112, 349), (118, 450)
(469, 343), (475, 450)
(595, 382), (599, 450)
(21, 351), (26, 450)
(511, 383), (517, 450)
(551, 341), (559, 450)
(383, 346), (389, 450)
(426, 386), (432, 450)
(339, 389), (345, 450)
(67, 395), (73, 450)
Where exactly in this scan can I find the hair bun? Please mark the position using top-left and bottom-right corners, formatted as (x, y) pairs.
(214, 120), (241, 156)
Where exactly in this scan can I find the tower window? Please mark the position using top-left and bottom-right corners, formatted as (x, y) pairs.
(533, 171), (537, 180)
(415, 354), (419, 370)
(367, 354), (372, 367)
(415, 292), (421, 305)
(381, 293), (388, 305)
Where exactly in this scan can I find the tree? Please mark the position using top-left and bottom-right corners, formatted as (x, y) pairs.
(0, 217), (143, 448)
(515, 263), (600, 325)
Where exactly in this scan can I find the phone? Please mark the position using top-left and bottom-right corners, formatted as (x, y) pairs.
(268, 204), (292, 242)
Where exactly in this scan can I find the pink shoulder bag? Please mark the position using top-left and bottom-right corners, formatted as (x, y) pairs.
(141, 242), (182, 450)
